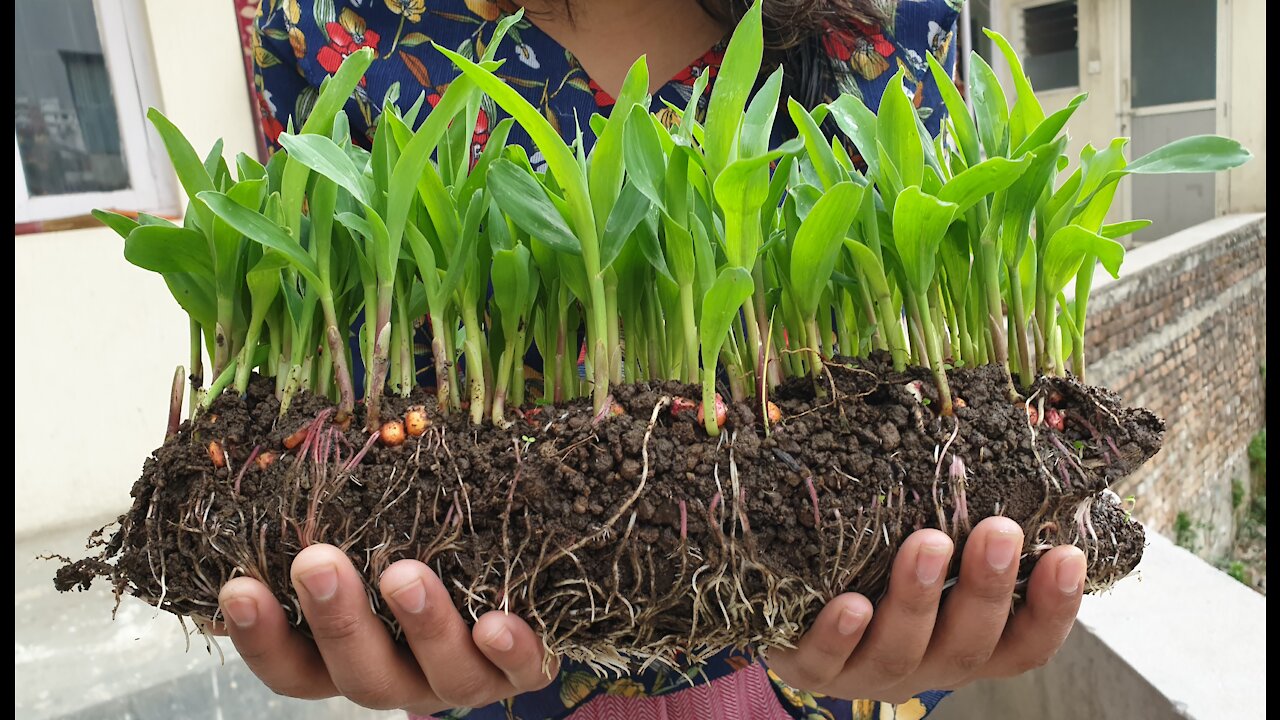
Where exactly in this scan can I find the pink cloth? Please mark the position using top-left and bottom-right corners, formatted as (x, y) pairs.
(563, 663), (791, 720)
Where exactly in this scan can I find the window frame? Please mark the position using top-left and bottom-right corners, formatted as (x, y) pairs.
(14, 0), (176, 225)
(1006, 0), (1082, 93)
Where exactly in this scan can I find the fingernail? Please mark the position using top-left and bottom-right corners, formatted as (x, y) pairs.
(986, 530), (1021, 573)
(390, 578), (428, 615)
(837, 606), (868, 636)
(1057, 550), (1086, 595)
(222, 596), (258, 629)
(298, 564), (339, 602)
(483, 625), (515, 652)
(916, 540), (951, 585)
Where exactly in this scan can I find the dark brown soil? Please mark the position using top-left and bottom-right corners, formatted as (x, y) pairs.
(56, 355), (1161, 671)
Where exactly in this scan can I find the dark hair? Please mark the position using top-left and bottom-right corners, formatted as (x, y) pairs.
(696, 0), (888, 109)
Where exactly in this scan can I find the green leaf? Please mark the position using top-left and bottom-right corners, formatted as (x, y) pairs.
(245, 251), (288, 313)
(438, 45), (599, 266)
(1072, 138), (1130, 231)
(482, 10), (525, 63)
(277, 133), (371, 206)
(203, 139), (228, 188)
(635, 211), (673, 282)
(236, 152), (267, 182)
(1100, 219), (1152, 239)
(1041, 224), (1125, 298)
(487, 159), (582, 256)
(789, 98), (843, 189)
(93, 209), (139, 239)
(939, 222), (972, 302)
(197, 190), (323, 288)
(703, 0), (762, 179)
(301, 48), (373, 135)
(164, 273), (218, 329)
(601, 181), (651, 270)
(698, 266), (755, 373)
(841, 239), (891, 300)
(713, 139), (804, 216)
(1013, 93), (1087, 157)
(986, 28), (1045, 151)
(892, 186), (959, 294)
(999, 137), (1066, 265)
(442, 192), (487, 302)
(926, 52), (980, 166)
(969, 54), (1009, 158)
(740, 67), (784, 158)
(789, 182), (865, 318)
(1126, 135), (1253, 175)
(491, 245), (532, 336)
(624, 104), (667, 210)
(827, 95), (879, 178)
(123, 225), (214, 278)
(589, 56), (649, 227)
(878, 69), (924, 190)
(147, 108), (215, 226)
(936, 155), (1031, 213)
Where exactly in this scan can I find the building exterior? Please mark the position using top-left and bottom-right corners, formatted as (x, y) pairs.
(972, 0), (1266, 242)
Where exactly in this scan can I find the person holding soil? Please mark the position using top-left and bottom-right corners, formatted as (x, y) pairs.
(224, 1), (1089, 717)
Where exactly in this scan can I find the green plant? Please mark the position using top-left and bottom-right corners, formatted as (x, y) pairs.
(101, 3), (1251, 443)
(1174, 511), (1197, 551)
(1249, 427), (1267, 481)
(1224, 560), (1250, 586)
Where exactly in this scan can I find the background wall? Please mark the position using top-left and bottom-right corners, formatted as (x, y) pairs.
(13, 0), (257, 537)
(1085, 213), (1268, 558)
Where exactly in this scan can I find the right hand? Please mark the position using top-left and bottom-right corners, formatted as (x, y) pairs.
(214, 544), (558, 716)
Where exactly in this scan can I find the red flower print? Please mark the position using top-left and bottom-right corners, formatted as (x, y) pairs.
(317, 10), (380, 84)
(671, 47), (724, 88)
(257, 91), (284, 145)
(587, 78), (614, 108)
(822, 29), (857, 62)
(855, 20), (894, 57)
(823, 21), (893, 62)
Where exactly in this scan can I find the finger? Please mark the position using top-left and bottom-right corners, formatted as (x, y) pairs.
(379, 559), (511, 709)
(903, 516), (1023, 690)
(473, 611), (562, 692)
(979, 545), (1086, 679)
(765, 593), (873, 691)
(219, 576), (337, 700)
(292, 545), (435, 710)
(838, 530), (952, 697)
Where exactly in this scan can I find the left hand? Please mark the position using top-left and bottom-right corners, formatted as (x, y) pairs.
(766, 516), (1087, 704)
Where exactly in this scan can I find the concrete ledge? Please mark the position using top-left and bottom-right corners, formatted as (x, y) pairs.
(14, 522), (392, 719)
(934, 531), (1266, 719)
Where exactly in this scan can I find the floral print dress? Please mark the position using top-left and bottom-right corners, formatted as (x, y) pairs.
(252, 1), (964, 718)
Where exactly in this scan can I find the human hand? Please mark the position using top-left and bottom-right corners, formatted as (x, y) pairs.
(214, 544), (557, 715)
(767, 516), (1086, 704)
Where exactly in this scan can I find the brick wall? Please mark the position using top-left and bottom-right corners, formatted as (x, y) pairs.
(1085, 214), (1267, 558)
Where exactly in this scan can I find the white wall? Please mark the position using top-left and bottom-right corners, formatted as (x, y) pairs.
(1223, 0), (1266, 213)
(993, 0), (1266, 218)
(14, 0), (257, 537)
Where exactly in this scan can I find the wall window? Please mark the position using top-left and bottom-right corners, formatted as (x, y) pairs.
(15, 0), (172, 224)
(1018, 0), (1079, 91)
(1130, 0), (1216, 108)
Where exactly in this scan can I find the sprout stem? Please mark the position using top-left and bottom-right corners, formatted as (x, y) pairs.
(461, 301), (487, 425)
(167, 365), (185, 440)
(913, 292), (954, 416)
(1007, 263), (1034, 388)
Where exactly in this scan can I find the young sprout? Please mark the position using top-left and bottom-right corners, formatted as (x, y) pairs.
(105, 1), (1252, 435)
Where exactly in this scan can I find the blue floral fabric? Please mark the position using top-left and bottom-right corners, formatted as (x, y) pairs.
(252, 1), (963, 718)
